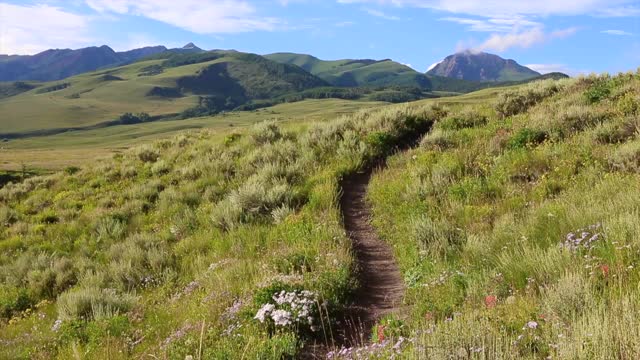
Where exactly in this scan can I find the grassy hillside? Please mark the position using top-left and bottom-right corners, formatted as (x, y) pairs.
(0, 51), (327, 135)
(265, 53), (432, 89)
(0, 99), (385, 171)
(0, 102), (437, 359)
(3, 69), (638, 358)
(368, 71), (640, 358)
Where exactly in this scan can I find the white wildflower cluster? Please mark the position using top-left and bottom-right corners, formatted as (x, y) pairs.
(51, 319), (63, 332)
(421, 270), (464, 289)
(254, 290), (318, 331)
(561, 223), (602, 252)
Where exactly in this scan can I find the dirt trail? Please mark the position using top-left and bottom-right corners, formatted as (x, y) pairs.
(332, 163), (406, 346)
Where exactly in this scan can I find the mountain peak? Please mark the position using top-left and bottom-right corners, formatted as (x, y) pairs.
(427, 51), (540, 82)
(182, 42), (199, 50)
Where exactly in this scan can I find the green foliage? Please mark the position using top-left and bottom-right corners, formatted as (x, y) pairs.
(495, 80), (563, 118)
(64, 166), (80, 175)
(35, 83), (70, 94)
(439, 109), (487, 130)
(368, 72), (640, 358)
(584, 78), (612, 103)
(507, 128), (548, 149)
(0, 285), (32, 319)
(57, 287), (137, 321)
(118, 112), (151, 125)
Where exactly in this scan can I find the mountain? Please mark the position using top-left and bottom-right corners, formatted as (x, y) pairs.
(0, 50), (329, 135)
(0, 45), (168, 82)
(265, 52), (432, 89)
(427, 51), (540, 82)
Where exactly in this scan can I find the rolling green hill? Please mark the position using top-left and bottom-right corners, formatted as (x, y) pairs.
(265, 52), (432, 89)
(0, 51), (328, 135)
(0, 45), (168, 82)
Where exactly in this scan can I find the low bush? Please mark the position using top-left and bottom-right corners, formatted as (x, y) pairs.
(439, 109), (487, 130)
(495, 80), (563, 118)
(507, 128), (548, 149)
(57, 287), (137, 321)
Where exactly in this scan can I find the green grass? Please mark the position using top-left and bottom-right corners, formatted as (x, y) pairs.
(4, 70), (639, 358)
(367, 71), (640, 358)
(0, 100), (440, 358)
(0, 99), (386, 171)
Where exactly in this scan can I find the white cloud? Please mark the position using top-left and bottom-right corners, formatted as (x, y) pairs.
(364, 8), (400, 20)
(525, 63), (590, 76)
(473, 27), (577, 52)
(602, 29), (633, 36)
(336, 0), (640, 18)
(441, 17), (542, 33)
(525, 63), (570, 74)
(0, 3), (93, 54)
(427, 60), (442, 71)
(85, 0), (279, 34)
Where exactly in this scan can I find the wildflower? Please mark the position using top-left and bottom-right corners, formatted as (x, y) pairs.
(600, 264), (610, 277)
(254, 304), (275, 323)
(377, 325), (386, 343)
(51, 319), (63, 332)
(484, 295), (497, 309)
(424, 311), (434, 321)
(271, 309), (292, 326)
(526, 321), (538, 329)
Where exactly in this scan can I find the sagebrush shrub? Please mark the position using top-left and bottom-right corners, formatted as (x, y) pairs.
(420, 129), (455, 150)
(411, 216), (465, 259)
(0, 205), (17, 226)
(609, 140), (640, 172)
(439, 108), (487, 130)
(136, 146), (160, 163)
(57, 287), (137, 321)
(495, 80), (563, 118)
(251, 121), (284, 145)
(542, 272), (592, 321)
(107, 233), (171, 290)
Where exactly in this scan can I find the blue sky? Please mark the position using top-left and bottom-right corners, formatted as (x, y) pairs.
(1, 0), (639, 74)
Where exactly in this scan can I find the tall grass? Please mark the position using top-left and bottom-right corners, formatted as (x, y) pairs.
(0, 102), (440, 358)
(369, 72), (640, 359)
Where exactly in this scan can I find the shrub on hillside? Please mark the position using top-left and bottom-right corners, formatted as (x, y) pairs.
(609, 140), (640, 173)
(584, 78), (612, 104)
(57, 287), (137, 321)
(439, 109), (487, 130)
(136, 146), (160, 163)
(0, 205), (17, 227)
(0, 285), (31, 319)
(595, 117), (639, 144)
(411, 216), (465, 259)
(420, 129), (456, 150)
(495, 80), (563, 118)
(251, 121), (284, 145)
(507, 129), (548, 149)
(107, 233), (172, 290)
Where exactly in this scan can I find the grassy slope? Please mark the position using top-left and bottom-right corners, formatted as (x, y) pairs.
(0, 102), (436, 359)
(0, 59), (197, 133)
(0, 52), (327, 135)
(265, 53), (431, 88)
(368, 72), (640, 358)
(0, 98), (385, 170)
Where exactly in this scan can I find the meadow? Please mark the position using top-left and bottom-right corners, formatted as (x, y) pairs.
(0, 98), (439, 358)
(2, 70), (639, 359)
(368, 71), (640, 358)
(0, 98), (385, 171)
